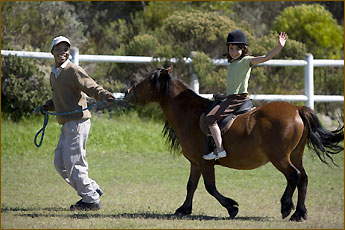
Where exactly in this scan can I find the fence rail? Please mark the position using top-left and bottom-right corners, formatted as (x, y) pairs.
(1, 49), (344, 110)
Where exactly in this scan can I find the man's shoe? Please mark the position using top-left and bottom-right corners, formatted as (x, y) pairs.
(96, 188), (103, 197)
(70, 199), (101, 211)
(203, 150), (227, 160)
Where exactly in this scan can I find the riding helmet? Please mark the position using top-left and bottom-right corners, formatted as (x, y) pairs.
(227, 30), (247, 45)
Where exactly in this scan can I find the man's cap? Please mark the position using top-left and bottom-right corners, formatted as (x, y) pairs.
(51, 36), (71, 52)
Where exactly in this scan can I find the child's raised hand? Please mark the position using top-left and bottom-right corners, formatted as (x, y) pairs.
(278, 32), (288, 47)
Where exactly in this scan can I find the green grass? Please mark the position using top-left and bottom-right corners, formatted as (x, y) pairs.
(1, 113), (344, 229)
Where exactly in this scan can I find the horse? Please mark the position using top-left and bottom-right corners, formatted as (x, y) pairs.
(124, 67), (344, 221)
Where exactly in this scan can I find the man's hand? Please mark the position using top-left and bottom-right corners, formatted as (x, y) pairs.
(40, 105), (48, 115)
(106, 94), (115, 103)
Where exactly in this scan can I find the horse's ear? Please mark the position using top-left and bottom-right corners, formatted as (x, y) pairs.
(159, 66), (172, 81)
(167, 66), (173, 74)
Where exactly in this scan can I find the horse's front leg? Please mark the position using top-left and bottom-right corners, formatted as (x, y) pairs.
(201, 160), (239, 218)
(174, 163), (201, 216)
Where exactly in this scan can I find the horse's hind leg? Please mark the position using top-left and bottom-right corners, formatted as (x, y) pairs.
(201, 161), (239, 218)
(175, 163), (201, 216)
(289, 166), (308, 221)
(271, 159), (301, 219)
(289, 135), (308, 221)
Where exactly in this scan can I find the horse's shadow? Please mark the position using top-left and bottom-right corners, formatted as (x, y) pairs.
(2, 206), (271, 221)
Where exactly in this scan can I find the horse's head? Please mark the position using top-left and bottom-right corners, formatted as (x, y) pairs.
(125, 67), (173, 104)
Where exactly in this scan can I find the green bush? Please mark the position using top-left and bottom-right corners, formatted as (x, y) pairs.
(272, 4), (344, 59)
(1, 55), (51, 121)
(126, 34), (160, 56)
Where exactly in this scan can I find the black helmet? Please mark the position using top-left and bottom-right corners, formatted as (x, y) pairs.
(227, 30), (247, 45)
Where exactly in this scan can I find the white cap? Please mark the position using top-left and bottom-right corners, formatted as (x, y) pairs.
(51, 36), (71, 52)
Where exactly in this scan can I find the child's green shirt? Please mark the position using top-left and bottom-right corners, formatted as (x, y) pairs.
(226, 56), (254, 95)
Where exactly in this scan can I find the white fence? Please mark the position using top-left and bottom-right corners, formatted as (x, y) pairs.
(1, 49), (344, 110)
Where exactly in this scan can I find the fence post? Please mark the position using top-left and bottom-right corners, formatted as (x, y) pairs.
(304, 54), (314, 109)
(189, 51), (200, 94)
(70, 47), (79, 66)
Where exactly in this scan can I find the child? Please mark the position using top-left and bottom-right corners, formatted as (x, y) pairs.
(203, 30), (288, 160)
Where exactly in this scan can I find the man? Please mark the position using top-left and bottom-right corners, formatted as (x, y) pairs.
(41, 36), (114, 211)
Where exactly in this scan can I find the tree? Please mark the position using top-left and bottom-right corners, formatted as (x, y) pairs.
(1, 1), (87, 51)
(272, 4), (344, 59)
(67, 1), (145, 54)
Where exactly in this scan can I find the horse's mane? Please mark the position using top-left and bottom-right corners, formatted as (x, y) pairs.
(150, 67), (210, 154)
(151, 67), (181, 153)
(150, 67), (198, 101)
(150, 67), (172, 101)
(162, 121), (181, 154)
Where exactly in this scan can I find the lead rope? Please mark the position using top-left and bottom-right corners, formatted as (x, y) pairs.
(33, 96), (123, 147)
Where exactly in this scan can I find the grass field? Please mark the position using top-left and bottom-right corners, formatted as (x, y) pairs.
(1, 112), (344, 229)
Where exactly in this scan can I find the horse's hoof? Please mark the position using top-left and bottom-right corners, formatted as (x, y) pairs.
(290, 214), (307, 222)
(282, 209), (291, 219)
(290, 215), (302, 222)
(174, 207), (192, 216)
(289, 209), (308, 222)
(281, 202), (294, 219)
(228, 205), (239, 219)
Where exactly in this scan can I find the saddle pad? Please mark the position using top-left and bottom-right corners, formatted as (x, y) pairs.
(199, 99), (253, 136)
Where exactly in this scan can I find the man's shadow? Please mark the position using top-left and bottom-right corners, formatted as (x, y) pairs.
(2, 206), (272, 221)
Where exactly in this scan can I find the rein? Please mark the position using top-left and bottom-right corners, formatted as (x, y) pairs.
(33, 96), (123, 148)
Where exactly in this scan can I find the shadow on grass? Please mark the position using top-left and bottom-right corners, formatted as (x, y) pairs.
(2, 206), (66, 212)
(2, 206), (271, 221)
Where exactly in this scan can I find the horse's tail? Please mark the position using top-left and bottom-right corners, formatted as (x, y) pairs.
(298, 106), (344, 166)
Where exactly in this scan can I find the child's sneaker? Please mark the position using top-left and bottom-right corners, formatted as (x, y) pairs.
(203, 150), (227, 160)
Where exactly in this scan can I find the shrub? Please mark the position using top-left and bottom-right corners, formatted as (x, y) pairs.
(272, 4), (344, 59)
(126, 34), (160, 56)
(1, 55), (51, 121)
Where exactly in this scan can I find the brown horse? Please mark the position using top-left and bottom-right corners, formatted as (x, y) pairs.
(124, 67), (344, 221)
